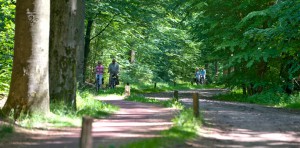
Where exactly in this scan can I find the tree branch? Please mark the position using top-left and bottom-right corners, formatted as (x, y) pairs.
(90, 14), (118, 41)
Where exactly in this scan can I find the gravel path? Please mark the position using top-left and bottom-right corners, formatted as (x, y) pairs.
(144, 89), (300, 148)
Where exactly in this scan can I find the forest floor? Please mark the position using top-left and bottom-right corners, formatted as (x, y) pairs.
(1, 89), (300, 148)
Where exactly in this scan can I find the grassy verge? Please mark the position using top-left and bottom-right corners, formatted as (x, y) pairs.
(214, 89), (300, 110)
(16, 88), (119, 128)
(125, 94), (184, 109)
(93, 82), (223, 96)
(117, 94), (202, 148)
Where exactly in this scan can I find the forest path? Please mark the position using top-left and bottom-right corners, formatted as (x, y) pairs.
(144, 89), (300, 148)
(0, 95), (177, 148)
(2, 89), (300, 148)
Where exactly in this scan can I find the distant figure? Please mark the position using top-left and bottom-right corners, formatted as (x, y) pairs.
(108, 59), (119, 88)
(195, 68), (201, 85)
(200, 67), (206, 80)
(95, 61), (104, 89)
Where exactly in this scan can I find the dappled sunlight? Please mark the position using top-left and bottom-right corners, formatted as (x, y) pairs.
(200, 127), (300, 143)
(90, 98), (177, 147)
(182, 97), (300, 147)
(95, 94), (125, 101)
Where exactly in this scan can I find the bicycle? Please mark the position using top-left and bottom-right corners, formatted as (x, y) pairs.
(110, 74), (118, 89)
(199, 75), (205, 84)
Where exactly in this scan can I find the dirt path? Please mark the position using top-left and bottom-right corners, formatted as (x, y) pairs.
(144, 89), (300, 148)
(93, 95), (177, 147)
(0, 95), (177, 148)
(2, 89), (300, 148)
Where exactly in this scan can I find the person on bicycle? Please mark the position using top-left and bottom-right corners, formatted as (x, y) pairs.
(108, 59), (119, 87)
(95, 61), (104, 89)
(200, 67), (206, 81)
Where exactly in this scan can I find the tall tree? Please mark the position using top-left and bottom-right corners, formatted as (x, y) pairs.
(2, 0), (50, 118)
(76, 0), (86, 85)
(49, 0), (85, 109)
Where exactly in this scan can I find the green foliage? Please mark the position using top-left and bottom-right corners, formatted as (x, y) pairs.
(215, 89), (300, 109)
(178, 0), (300, 94)
(128, 82), (222, 94)
(85, 0), (202, 85)
(0, 0), (15, 95)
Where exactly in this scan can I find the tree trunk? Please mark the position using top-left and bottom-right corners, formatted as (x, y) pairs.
(50, 0), (83, 109)
(83, 20), (94, 83)
(214, 61), (219, 78)
(76, 0), (86, 85)
(3, 0), (50, 119)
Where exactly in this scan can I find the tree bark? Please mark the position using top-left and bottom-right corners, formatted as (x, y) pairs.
(49, 0), (84, 109)
(83, 20), (94, 83)
(3, 0), (50, 118)
(76, 0), (86, 85)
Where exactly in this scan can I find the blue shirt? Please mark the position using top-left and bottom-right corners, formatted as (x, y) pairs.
(200, 69), (206, 75)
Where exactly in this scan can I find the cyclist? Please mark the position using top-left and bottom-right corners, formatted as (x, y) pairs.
(108, 59), (119, 88)
(200, 67), (206, 83)
(95, 61), (104, 90)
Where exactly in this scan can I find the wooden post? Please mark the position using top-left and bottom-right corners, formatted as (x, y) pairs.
(80, 116), (93, 148)
(174, 90), (178, 101)
(130, 50), (135, 63)
(125, 83), (130, 97)
(193, 93), (199, 117)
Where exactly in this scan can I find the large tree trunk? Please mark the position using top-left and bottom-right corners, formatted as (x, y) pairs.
(76, 0), (86, 85)
(49, 0), (84, 109)
(3, 0), (50, 119)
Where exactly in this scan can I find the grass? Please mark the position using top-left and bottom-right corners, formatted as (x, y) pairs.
(214, 89), (300, 110)
(118, 109), (202, 148)
(128, 82), (223, 94)
(124, 94), (184, 109)
(16, 88), (119, 128)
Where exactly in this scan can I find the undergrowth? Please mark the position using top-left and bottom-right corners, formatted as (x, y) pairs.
(17, 88), (119, 128)
(129, 82), (223, 94)
(215, 89), (300, 109)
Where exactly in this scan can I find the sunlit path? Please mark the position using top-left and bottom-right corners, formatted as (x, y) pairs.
(93, 95), (177, 147)
(145, 89), (300, 148)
